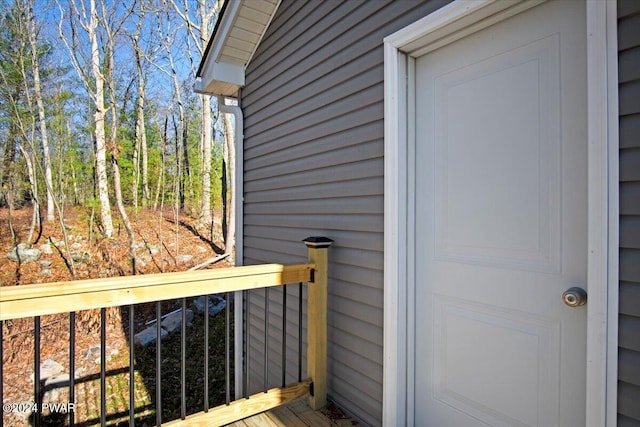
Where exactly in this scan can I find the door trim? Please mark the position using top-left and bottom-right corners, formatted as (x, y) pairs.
(382, 1), (619, 425)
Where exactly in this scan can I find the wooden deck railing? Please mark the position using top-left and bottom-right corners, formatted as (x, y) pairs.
(0, 237), (332, 426)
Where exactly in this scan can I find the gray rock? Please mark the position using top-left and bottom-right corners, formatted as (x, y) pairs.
(39, 359), (64, 381)
(161, 309), (194, 333)
(193, 295), (226, 316)
(71, 251), (90, 263)
(85, 344), (119, 362)
(40, 243), (53, 254)
(74, 367), (88, 379)
(7, 244), (41, 263)
(84, 344), (103, 362)
(176, 254), (193, 264)
(40, 260), (52, 267)
(134, 326), (168, 347)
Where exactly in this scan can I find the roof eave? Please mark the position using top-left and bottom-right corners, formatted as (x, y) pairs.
(196, 0), (280, 96)
(195, 60), (245, 96)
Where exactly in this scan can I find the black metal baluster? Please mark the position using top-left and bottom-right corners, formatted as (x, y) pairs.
(264, 288), (269, 392)
(129, 305), (135, 426)
(298, 283), (303, 383)
(181, 298), (186, 419)
(225, 292), (230, 405)
(244, 290), (250, 398)
(69, 312), (76, 427)
(34, 316), (41, 427)
(100, 308), (106, 426)
(204, 295), (209, 412)
(156, 301), (162, 426)
(282, 286), (287, 387)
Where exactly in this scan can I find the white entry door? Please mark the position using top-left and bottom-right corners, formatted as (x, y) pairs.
(413, 1), (587, 426)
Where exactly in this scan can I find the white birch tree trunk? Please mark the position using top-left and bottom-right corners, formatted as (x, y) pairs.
(89, 0), (113, 237)
(102, 0), (136, 270)
(198, 1), (214, 230)
(25, 0), (54, 222)
(134, 52), (149, 207)
(132, 11), (149, 208)
(17, 143), (39, 244)
(200, 94), (212, 227)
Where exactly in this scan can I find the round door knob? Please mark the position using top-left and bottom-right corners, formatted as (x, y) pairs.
(562, 287), (587, 307)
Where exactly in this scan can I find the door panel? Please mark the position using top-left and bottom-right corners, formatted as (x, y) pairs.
(413, 1), (587, 426)
(432, 296), (561, 426)
(432, 33), (561, 273)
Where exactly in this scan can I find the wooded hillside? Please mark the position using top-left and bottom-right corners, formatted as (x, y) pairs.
(0, 0), (235, 284)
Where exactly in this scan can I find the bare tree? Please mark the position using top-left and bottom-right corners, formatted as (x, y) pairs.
(166, 0), (218, 231)
(153, 116), (168, 211)
(158, 13), (189, 210)
(58, 0), (114, 237)
(146, 5), (200, 214)
(100, 0), (137, 272)
(24, 0), (54, 222)
(16, 143), (39, 243)
(0, 2), (41, 243)
(0, 4), (78, 276)
(131, 0), (151, 208)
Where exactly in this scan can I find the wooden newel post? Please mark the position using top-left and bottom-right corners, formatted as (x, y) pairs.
(303, 236), (333, 410)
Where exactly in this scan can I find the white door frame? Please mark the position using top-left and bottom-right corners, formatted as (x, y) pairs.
(382, 1), (619, 425)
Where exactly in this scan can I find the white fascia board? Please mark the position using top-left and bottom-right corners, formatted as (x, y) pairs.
(196, 60), (245, 95)
(208, 0), (242, 70)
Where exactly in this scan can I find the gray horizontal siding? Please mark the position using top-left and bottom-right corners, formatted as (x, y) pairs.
(240, 1), (450, 425)
(244, 159), (384, 193)
(619, 382), (640, 422)
(245, 121), (384, 171)
(620, 114), (640, 149)
(621, 182), (640, 215)
(619, 47), (640, 83)
(620, 281), (640, 315)
(618, 0), (640, 424)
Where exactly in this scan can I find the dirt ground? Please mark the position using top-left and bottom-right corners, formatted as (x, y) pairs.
(0, 205), (229, 286)
(1, 205), (233, 426)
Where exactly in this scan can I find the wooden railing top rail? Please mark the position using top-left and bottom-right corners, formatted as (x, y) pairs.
(0, 263), (315, 320)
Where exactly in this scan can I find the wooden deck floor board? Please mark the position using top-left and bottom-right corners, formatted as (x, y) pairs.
(286, 399), (333, 426)
(243, 412), (283, 427)
(225, 398), (359, 427)
(266, 404), (310, 427)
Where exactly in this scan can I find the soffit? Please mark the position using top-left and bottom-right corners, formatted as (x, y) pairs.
(196, 0), (280, 96)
